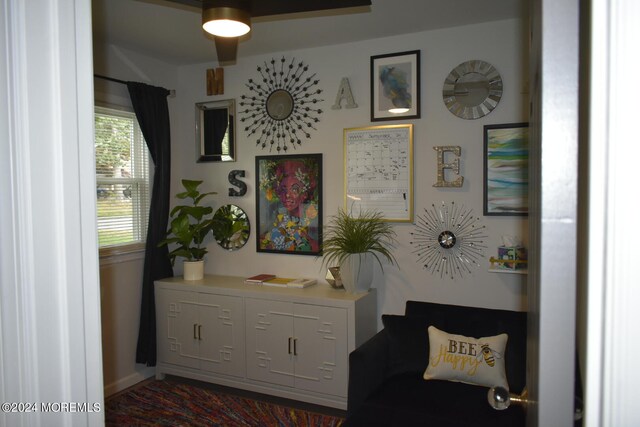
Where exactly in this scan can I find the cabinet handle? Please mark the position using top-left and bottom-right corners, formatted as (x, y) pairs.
(288, 337), (292, 354)
(198, 324), (202, 341)
(293, 338), (298, 356)
(193, 323), (197, 339)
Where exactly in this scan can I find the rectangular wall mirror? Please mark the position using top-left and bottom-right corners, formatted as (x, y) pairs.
(196, 99), (236, 162)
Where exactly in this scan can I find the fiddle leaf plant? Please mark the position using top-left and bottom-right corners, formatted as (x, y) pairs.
(159, 179), (217, 265)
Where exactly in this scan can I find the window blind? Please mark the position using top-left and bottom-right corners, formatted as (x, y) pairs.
(95, 106), (150, 249)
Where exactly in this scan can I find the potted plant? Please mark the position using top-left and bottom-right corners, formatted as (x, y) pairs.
(159, 179), (217, 280)
(321, 208), (398, 293)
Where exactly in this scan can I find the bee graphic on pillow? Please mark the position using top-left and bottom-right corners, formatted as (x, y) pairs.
(477, 343), (503, 367)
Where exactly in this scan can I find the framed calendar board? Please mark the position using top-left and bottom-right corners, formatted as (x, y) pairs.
(344, 124), (413, 222)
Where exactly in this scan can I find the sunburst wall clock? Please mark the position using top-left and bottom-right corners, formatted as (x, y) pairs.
(239, 57), (324, 152)
(410, 201), (487, 279)
(442, 60), (503, 120)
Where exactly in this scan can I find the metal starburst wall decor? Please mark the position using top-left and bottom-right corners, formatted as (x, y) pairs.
(239, 57), (324, 152)
(410, 201), (487, 279)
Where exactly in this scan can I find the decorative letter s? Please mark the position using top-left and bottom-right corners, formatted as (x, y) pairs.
(228, 170), (247, 197)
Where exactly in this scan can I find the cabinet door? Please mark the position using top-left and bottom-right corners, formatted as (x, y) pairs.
(245, 298), (295, 387)
(156, 289), (200, 369)
(197, 293), (245, 377)
(293, 304), (348, 397)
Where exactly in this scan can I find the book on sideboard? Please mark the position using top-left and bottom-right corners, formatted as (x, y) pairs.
(244, 274), (276, 284)
(262, 277), (295, 287)
(244, 275), (318, 289)
(286, 278), (317, 288)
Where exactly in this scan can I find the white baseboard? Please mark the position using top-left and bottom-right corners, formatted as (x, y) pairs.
(104, 367), (156, 397)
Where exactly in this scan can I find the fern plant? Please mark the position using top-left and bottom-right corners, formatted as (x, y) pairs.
(159, 179), (217, 265)
(321, 208), (398, 270)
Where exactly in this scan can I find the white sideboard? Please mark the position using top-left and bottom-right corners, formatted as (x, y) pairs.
(155, 275), (377, 409)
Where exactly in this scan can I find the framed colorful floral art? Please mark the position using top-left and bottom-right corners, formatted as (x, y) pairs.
(255, 154), (322, 255)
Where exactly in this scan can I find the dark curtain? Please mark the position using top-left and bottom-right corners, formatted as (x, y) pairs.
(203, 108), (228, 156)
(127, 81), (174, 366)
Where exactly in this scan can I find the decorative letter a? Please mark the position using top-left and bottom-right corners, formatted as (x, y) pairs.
(332, 78), (358, 110)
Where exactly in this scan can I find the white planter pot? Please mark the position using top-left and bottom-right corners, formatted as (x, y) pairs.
(341, 252), (374, 294)
(183, 260), (204, 281)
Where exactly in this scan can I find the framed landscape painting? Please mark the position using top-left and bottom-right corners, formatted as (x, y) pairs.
(255, 154), (322, 255)
(483, 123), (529, 216)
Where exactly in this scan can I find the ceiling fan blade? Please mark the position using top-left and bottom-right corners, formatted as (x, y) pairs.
(214, 36), (238, 62)
(250, 0), (371, 17)
(158, 0), (372, 15)
(159, 0), (202, 8)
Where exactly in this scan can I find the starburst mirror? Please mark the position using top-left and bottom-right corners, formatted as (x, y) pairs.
(410, 201), (487, 279)
(239, 57), (324, 152)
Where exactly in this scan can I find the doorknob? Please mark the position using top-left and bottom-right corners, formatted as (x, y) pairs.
(488, 387), (584, 421)
(487, 387), (530, 410)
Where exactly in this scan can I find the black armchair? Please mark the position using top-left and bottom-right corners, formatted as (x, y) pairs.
(344, 301), (528, 427)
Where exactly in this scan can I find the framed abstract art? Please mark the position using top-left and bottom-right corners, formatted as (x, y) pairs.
(370, 50), (420, 121)
(483, 123), (529, 216)
(255, 154), (323, 255)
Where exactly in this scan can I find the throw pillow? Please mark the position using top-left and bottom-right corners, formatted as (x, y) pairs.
(423, 326), (509, 390)
(381, 314), (430, 376)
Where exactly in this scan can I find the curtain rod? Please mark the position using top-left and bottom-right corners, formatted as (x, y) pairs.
(93, 74), (176, 97)
(94, 74), (127, 85)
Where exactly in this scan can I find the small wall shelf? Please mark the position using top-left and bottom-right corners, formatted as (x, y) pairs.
(488, 256), (527, 275)
(488, 267), (528, 275)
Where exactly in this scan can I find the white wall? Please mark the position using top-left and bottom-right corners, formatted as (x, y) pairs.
(99, 257), (153, 395)
(173, 18), (529, 317)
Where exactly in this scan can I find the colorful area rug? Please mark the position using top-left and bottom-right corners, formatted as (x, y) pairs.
(105, 379), (344, 426)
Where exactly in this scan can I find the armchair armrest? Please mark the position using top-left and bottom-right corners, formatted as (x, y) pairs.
(347, 329), (390, 416)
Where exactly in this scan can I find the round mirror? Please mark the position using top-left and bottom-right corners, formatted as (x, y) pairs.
(266, 89), (294, 120)
(442, 60), (503, 120)
(212, 204), (250, 251)
(453, 72), (490, 106)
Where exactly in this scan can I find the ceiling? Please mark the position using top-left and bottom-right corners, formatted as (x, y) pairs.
(92, 0), (527, 65)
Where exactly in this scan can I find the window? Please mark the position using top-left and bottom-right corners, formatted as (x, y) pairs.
(94, 105), (150, 253)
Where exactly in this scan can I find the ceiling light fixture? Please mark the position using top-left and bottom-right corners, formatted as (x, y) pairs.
(202, 5), (251, 38)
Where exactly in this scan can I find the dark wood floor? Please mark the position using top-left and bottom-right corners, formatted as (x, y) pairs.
(107, 375), (347, 419)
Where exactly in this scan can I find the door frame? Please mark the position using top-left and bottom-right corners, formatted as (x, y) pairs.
(581, 0), (640, 425)
(0, 0), (104, 425)
(528, 0), (579, 425)
(531, 0), (640, 425)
